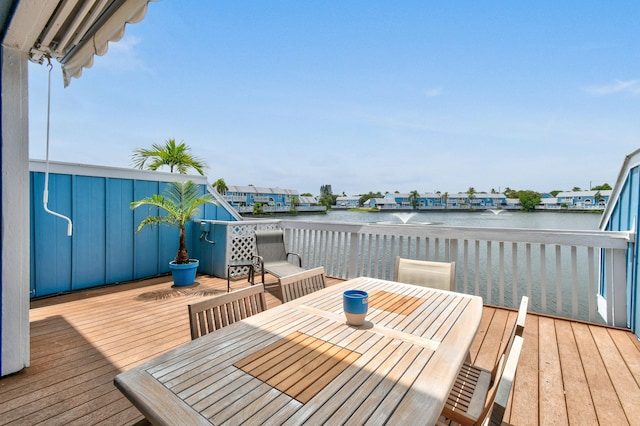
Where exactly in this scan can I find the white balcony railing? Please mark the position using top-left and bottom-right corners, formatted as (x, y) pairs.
(214, 219), (633, 325)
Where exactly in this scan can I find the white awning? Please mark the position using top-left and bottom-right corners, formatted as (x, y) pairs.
(60, 0), (154, 86)
(3, 0), (156, 86)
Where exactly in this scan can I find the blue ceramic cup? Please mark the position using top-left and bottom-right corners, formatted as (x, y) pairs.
(343, 289), (369, 325)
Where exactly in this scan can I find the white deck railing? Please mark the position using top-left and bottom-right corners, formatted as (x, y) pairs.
(216, 219), (633, 325)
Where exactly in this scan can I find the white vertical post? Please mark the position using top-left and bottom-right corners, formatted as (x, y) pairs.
(597, 247), (628, 327)
(611, 247), (628, 327)
(1, 46), (30, 376)
(348, 231), (359, 279)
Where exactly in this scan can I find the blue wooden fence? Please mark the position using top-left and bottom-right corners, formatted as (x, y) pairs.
(29, 161), (237, 297)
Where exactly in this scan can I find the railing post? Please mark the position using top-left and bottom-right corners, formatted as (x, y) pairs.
(348, 232), (359, 279)
(610, 247), (628, 327)
(598, 247), (628, 327)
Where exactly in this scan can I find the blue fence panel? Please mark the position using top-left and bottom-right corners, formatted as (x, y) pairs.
(105, 178), (135, 283)
(31, 172), (73, 296)
(203, 199), (236, 221)
(157, 181), (179, 269)
(132, 180), (161, 280)
(72, 176), (106, 290)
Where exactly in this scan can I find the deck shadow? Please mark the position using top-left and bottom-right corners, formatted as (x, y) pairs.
(0, 315), (142, 425)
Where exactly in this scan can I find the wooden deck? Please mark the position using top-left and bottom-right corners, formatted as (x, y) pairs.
(1, 274), (639, 425)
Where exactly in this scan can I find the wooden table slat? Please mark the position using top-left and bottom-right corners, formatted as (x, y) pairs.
(325, 342), (423, 424)
(161, 313), (322, 390)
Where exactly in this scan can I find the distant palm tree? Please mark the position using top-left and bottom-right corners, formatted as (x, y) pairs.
(409, 190), (420, 209)
(594, 191), (604, 205)
(290, 195), (300, 212)
(131, 138), (207, 175)
(466, 187), (476, 205)
(213, 178), (228, 194)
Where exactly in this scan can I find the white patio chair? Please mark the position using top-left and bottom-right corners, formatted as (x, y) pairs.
(395, 257), (456, 291)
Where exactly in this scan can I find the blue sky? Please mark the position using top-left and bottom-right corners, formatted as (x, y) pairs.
(28, 1), (640, 196)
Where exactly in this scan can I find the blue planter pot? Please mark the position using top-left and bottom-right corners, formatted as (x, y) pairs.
(169, 259), (199, 286)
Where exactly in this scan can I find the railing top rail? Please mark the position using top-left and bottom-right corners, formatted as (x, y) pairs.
(277, 219), (634, 249)
(199, 219), (280, 225)
(206, 219), (633, 249)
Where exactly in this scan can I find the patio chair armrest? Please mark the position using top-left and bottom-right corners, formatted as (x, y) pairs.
(252, 254), (265, 284)
(252, 254), (263, 266)
(287, 252), (302, 267)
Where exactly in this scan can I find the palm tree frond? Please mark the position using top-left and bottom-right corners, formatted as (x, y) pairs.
(131, 181), (215, 262)
(136, 215), (178, 232)
(129, 138), (208, 175)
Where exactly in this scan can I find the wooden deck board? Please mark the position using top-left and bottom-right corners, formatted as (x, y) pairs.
(537, 317), (568, 424)
(573, 322), (627, 424)
(0, 274), (638, 425)
(611, 330), (640, 385)
(590, 326), (640, 422)
(553, 319), (593, 425)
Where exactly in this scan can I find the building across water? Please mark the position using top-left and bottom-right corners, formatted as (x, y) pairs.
(222, 186), (612, 213)
(343, 190), (612, 211)
(223, 185), (326, 214)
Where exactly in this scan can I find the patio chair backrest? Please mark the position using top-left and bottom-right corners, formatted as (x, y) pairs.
(255, 229), (289, 263)
(280, 267), (327, 303)
(490, 296), (528, 381)
(482, 334), (525, 425)
(441, 333), (525, 426)
(188, 285), (267, 340)
(395, 257), (456, 291)
(441, 296), (528, 426)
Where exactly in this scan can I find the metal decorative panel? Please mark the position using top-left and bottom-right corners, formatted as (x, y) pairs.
(226, 222), (279, 277)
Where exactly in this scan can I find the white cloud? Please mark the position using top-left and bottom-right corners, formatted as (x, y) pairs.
(585, 79), (640, 96)
(425, 87), (443, 97)
(96, 35), (147, 71)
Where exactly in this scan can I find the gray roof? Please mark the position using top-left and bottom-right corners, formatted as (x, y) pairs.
(299, 196), (319, 205)
(557, 190), (612, 197)
(227, 185), (299, 196)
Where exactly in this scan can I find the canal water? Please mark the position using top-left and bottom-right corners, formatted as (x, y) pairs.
(287, 209), (602, 231)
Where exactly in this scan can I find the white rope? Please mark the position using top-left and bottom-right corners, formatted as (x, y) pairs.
(43, 58), (73, 237)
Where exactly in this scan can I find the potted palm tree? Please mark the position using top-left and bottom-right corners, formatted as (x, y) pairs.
(131, 180), (214, 286)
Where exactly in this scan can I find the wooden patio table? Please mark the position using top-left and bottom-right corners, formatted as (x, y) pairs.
(114, 277), (483, 425)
